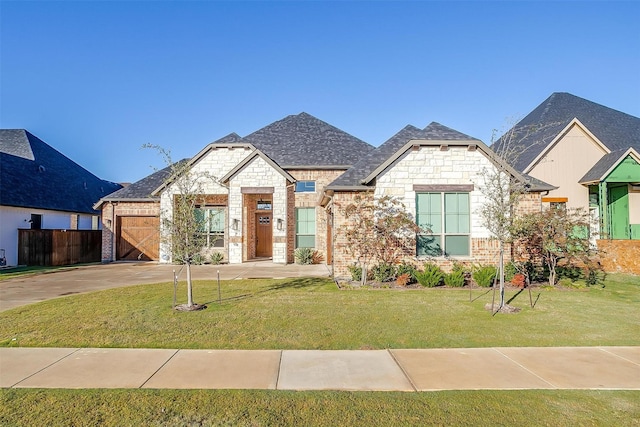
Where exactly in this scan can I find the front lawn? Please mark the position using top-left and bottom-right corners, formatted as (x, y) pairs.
(1, 274), (638, 349)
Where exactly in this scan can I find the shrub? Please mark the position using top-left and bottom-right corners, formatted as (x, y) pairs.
(472, 265), (497, 288)
(396, 273), (411, 287)
(371, 263), (396, 282)
(294, 248), (314, 265)
(504, 262), (518, 282)
(347, 264), (362, 282)
(415, 263), (444, 288)
(209, 252), (224, 265)
(444, 269), (465, 287)
(396, 262), (417, 283)
(585, 269), (606, 287)
(191, 253), (206, 265)
(557, 265), (583, 280)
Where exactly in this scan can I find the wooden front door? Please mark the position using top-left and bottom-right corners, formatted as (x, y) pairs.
(255, 213), (272, 258)
(117, 216), (160, 261)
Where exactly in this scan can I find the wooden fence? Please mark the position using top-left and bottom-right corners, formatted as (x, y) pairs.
(18, 229), (102, 266)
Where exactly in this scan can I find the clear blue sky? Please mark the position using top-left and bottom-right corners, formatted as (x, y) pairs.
(2, 1), (639, 183)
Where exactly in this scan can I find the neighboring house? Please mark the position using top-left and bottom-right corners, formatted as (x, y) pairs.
(323, 122), (553, 276)
(96, 113), (373, 264)
(493, 92), (640, 242)
(0, 129), (121, 266)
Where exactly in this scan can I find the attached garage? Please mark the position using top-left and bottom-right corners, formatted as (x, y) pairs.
(116, 216), (159, 261)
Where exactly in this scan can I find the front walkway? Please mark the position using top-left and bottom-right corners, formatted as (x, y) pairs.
(1, 346), (638, 391)
(0, 261), (331, 312)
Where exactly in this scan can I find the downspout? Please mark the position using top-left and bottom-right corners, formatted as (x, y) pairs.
(111, 201), (116, 262)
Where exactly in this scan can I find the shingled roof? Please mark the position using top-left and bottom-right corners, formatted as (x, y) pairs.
(0, 129), (121, 214)
(328, 122), (480, 188)
(493, 92), (640, 172)
(579, 148), (640, 184)
(241, 112), (373, 168)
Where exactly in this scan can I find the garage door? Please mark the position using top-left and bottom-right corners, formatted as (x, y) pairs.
(116, 216), (160, 261)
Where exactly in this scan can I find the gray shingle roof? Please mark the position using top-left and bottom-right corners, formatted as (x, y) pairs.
(579, 149), (633, 184)
(99, 165), (176, 201)
(0, 129), (122, 214)
(493, 92), (640, 172)
(328, 122), (480, 188)
(242, 112), (373, 167)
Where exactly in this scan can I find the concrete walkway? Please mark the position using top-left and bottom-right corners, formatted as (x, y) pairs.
(0, 261), (331, 312)
(1, 346), (638, 391)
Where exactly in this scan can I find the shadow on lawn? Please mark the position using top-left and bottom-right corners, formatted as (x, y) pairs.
(201, 277), (328, 306)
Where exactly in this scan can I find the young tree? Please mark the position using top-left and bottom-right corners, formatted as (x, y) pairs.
(512, 207), (593, 286)
(479, 120), (563, 311)
(338, 194), (421, 285)
(145, 144), (217, 311)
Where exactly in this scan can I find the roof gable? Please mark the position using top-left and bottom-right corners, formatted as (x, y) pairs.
(579, 148), (640, 184)
(242, 112), (373, 168)
(493, 92), (640, 172)
(220, 149), (295, 183)
(1, 129), (121, 213)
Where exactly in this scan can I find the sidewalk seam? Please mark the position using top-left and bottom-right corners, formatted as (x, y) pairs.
(599, 347), (640, 367)
(139, 349), (180, 389)
(492, 348), (557, 389)
(275, 350), (284, 390)
(387, 349), (417, 392)
(9, 348), (81, 388)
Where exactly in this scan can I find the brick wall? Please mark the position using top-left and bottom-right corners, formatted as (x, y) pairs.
(100, 201), (160, 262)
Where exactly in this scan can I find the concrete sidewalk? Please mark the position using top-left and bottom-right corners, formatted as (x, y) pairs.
(0, 261), (332, 312)
(2, 346), (638, 391)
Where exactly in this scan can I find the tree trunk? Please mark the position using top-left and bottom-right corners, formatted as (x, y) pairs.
(186, 261), (194, 306)
(499, 241), (505, 309)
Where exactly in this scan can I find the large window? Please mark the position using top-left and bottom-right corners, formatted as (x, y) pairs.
(194, 207), (225, 248)
(295, 181), (316, 193)
(295, 207), (316, 248)
(416, 192), (470, 256)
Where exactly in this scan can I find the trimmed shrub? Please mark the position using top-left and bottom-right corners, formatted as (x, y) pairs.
(415, 263), (444, 288)
(396, 273), (411, 287)
(371, 263), (396, 282)
(209, 252), (224, 265)
(472, 265), (497, 288)
(444, 269), (465, 287)
(396, 262), (417, 283)
(191, 253), (206, 265)
(347, 264), (362, 282)
(294, 248), (314, 265)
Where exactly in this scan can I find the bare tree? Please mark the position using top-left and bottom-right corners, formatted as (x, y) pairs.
(145, 144), (217, 311)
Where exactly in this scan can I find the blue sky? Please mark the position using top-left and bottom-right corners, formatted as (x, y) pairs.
(2, 1), (639, 183)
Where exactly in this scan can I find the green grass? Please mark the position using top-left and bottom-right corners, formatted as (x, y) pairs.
(1, 389), (638, 426)
(1, 274), (638, 349)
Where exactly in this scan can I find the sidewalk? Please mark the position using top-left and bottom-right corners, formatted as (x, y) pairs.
(2, 346), (638, 391)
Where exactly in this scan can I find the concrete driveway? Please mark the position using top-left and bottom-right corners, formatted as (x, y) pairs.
(0, 261), (331, 312)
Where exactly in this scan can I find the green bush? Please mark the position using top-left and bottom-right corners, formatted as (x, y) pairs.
(585, 269), (606, 287)
(472, 265), (497, 288)
(347, 264), (362, 282)
(294, 248), (314, 265)
(191, 253), (206, 265)
(395, 262), (417, 283)
(504, 262), (518, 282)
(209, 252), (224, 265)
(444, 269), (465, 287)
(415, 263), (444, 288)
(371, 263), (396, 282)
(557, 265), (583, 280)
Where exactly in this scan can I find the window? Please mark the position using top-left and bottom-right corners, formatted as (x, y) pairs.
(295, 181), (316, 193)
(194, 207), (225, 248)
(30, 214), (42, 230)
(295, 207), (315, 248)
(416, 192), (470, 256)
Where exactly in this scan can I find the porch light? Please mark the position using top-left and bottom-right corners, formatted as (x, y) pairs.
(277, 218), (283, 230)
(232, 219), (240, 231)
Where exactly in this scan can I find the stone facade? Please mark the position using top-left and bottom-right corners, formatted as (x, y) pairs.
(597, 240), (640, 275)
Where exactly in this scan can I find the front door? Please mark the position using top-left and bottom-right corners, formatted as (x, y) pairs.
(255, 213), (273, 257)
(609, 185), (630, 239)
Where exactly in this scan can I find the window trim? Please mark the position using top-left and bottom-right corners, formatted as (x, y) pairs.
(416, 192), (471, 257)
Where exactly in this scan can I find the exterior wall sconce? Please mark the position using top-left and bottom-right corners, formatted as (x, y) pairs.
(232, 219), (240, 231)
(277, 218), (283, 230)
